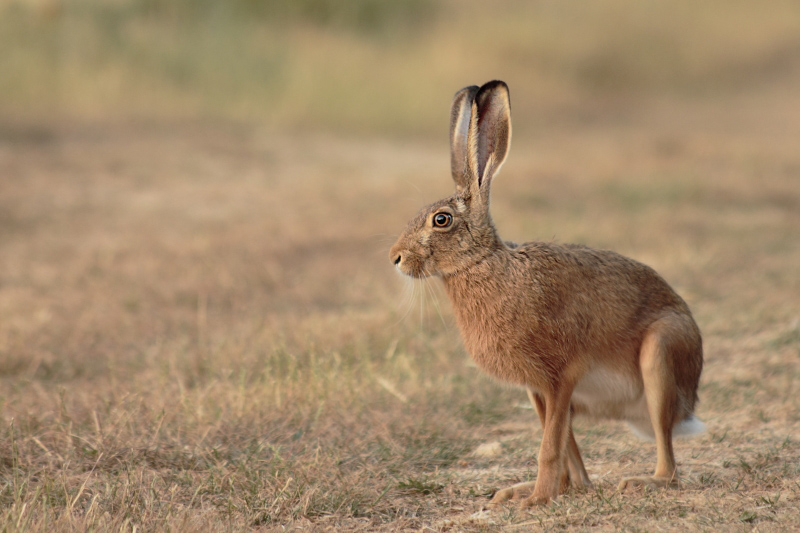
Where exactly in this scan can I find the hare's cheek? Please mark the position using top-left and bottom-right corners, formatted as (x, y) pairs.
(418, 232), (432, 248)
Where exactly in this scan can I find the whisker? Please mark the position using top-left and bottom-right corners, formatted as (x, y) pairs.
(403, 180), (424, 198)
(419, 275), (426, 330)
(392, 274), (417, 326)
(424, 274), (448, 330)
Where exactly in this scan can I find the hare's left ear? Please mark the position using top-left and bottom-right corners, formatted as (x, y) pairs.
(468, 80), (511, 203)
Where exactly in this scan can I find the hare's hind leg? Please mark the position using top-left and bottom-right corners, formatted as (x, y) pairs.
(619, 316), (684, 491)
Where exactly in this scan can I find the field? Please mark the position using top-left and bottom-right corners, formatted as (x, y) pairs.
(1, 1), (800, 531)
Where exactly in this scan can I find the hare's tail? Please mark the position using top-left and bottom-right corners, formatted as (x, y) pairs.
(627, 415), (706, 442)
(674, 415), (707, 438)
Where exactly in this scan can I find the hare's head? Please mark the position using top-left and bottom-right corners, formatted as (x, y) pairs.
(390, 80), (512, 278)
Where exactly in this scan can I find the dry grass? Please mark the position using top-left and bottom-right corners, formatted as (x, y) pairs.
(1, 1), (800, 531)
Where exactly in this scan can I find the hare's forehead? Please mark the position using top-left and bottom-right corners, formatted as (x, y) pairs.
(453, 197), (468, 213)
(417, 196), (466, 217)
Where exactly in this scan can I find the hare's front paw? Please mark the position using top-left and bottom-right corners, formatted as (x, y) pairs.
(519, 493), (552, 508)
(486, 481), (536, 508)
(487, 481), (558, 509)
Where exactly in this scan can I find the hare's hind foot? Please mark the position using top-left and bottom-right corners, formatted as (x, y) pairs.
(617, 475), (680, 492)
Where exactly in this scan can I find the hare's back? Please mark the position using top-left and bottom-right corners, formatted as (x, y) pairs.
(513, 241), (691, 327)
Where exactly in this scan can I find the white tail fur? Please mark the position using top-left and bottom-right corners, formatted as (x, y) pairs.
(627, 415), (707, 442)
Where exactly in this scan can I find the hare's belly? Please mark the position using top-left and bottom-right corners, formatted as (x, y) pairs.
(571, 366), (648, 422)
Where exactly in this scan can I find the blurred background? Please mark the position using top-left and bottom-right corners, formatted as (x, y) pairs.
(3, 0), (800, 134)
(1, 1), (799, 530)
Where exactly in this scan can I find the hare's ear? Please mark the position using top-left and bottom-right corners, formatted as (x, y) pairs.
(467, 80), (511, 202)
(450, 85), (479, 195)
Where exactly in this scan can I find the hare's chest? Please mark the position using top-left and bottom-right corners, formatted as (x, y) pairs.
(445, 274), (553, 384)
(456, 312), (551, 387)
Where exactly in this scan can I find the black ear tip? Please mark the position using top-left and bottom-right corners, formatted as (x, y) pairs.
(475, 80), (511, 107)
(483, 80), (508, 90)
(454, 85), (480, 100)
(480, 79), (508, 92)
(475, 80), (511, 112)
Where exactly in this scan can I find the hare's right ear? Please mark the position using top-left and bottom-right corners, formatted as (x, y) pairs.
(468, 80), (511, 206)
(450, 85), (479, 195)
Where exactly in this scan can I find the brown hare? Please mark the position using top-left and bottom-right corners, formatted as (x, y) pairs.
(389, 81), (704, 507)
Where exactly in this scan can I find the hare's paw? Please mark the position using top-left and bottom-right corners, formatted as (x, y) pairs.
(488, 482), (557, 509)
(561, 468), (592, 493)
(519, 493), (553, 508)
(570, 475), (593, 492)
(617, 476), (679, 492)
(487, 481), (536, 508)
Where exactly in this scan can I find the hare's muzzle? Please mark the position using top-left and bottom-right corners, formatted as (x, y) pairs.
(389, 242), (411, 275)
(389, 241), (402, 265)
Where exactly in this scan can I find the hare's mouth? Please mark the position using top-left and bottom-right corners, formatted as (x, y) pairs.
(393, 257), (431, 279)
(395, 264), (428, 279)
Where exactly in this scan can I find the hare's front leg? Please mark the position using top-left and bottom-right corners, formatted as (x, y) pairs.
(564, 424), (593, 491)
(520, 386), (574, 507)
(489, 385), (574, 508)
(527, 389), (592, 493)
(486, 396), (542, 506)
(487, 392), (555, 507)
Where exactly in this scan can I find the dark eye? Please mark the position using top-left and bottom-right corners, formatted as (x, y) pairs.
(433, 213), (453, 228)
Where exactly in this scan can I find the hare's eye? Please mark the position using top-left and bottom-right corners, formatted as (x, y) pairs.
(433, 213), (453, 228)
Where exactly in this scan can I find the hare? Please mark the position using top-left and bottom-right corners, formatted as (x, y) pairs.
(389, 81), (704, 507)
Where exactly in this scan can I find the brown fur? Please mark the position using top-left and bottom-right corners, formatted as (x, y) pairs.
(389, 81), (704, 507)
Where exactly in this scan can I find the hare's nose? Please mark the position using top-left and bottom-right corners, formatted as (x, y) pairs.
(393, 253), (402, 266)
